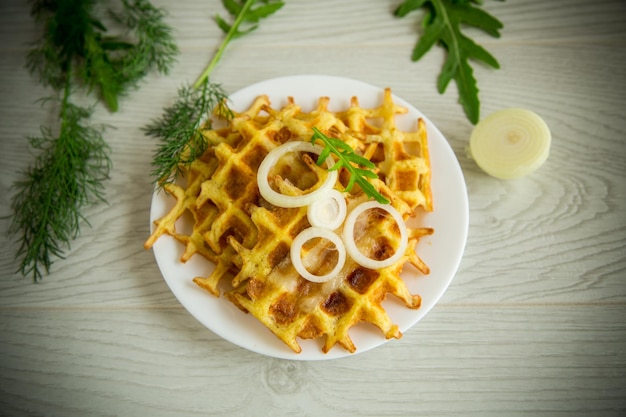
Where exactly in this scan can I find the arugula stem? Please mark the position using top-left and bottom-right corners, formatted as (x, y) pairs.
(434, 0), (470, 102)
(193, 0), (257, 89)
(435, 1), (461, 85)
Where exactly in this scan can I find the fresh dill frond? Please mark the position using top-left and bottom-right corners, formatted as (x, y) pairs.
(97, 0), (179, 110)
(86, 0), (179, 111)
(12, 0), (178, 281)
(26, 0), (95, 90)
(26, 0), (179, 112)
(109, 0), (179, 77)
(311, 127), (390, 205)
(144, 79), (231, 186)
(9, 83), (111, 282)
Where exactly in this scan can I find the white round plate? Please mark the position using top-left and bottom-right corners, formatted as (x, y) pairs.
(149, 75), (469, 360)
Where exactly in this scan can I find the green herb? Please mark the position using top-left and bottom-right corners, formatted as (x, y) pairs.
(203, 0), (286, 86)
(145, 80), (231, 185)
(27, 0), (179, 112)
(11, 0), (178, 281)
(395, 0), (504, 124)
(311, 127), (390, 205)
(146, 0), (284, 187)
(10, 76), (111, 281)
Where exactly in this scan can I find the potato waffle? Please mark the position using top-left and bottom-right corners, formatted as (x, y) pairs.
(145, 88), (433, 353)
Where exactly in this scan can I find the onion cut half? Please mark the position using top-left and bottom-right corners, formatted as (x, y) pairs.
(307, 189), (347, 230)
(342, 201), (408, 270)
(469, 108), (551, 179)
(257, 141), (337, 208)
(290, 227), (346, 283)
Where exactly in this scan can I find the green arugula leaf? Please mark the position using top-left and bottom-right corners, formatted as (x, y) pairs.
(222, 0), (244, 16)
(395, 0), (504, 124)
(219, 0), (284, 24)
(214, 0), (284, 40)
(244, 1), (285, 22)
(311, 127), (389, 205)
(215, 14), (258, 39)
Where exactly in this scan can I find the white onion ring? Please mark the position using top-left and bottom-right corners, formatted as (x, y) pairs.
(342, 201), (408, 270)
(307, 189), (347, 231)
(257, 141), (337, 208)
(290, 227), (346, 283)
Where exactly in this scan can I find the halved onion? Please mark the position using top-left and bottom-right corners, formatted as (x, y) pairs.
(469, 108), (551, 179)
(307, 189), (347, 230)
(342, 201), (408, 270)
(290, 227), (346, 283)
(257, 141), (337, 207)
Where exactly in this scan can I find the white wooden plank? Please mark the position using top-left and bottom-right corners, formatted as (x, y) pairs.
(1, 306), (624, 416)
(2, 0), (625, 54)
(0, 1), (625, 415)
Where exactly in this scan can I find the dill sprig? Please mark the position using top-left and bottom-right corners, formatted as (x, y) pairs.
(11, 0), (178, 281)
(10, 78), (111, 281)
(27, 0), (179, 112)
(144, 80), (231, 185)
(109, 0), (179, 77)
(311, 127), (390, 205)
(146, 0), (284, 187)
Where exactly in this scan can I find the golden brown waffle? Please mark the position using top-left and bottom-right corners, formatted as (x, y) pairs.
(145, 88), (434, 353)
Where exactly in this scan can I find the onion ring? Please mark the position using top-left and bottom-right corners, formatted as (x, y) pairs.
(290, 227), (346, 283)
(306, 189), (347, 231)
(342, 201), (408, 270)
(257, 141), (337, 208)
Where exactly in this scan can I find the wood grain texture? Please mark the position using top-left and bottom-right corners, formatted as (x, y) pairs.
(1, 306), (625, 417)
(1, 0), (625, 415)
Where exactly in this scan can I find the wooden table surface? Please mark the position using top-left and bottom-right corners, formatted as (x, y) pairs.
(1, 0), (625, 415)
